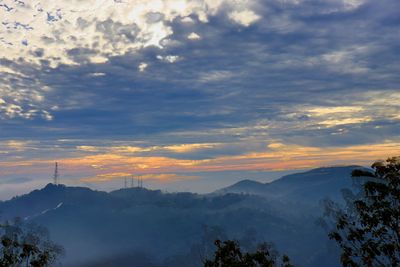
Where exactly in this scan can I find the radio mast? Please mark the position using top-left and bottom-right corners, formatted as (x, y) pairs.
(53, 162), (59, 185)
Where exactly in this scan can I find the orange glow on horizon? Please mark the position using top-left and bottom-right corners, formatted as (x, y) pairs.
(1, 141), (399, 183)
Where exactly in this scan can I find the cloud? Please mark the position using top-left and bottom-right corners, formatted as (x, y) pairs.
(228, 10), (260, 27)
(156, 55), (181, 63)
(80, 172), (131, 183)
(80, 172), (199, 183)
(187, 32), (201, 40)
(76, 143), (220, 155)
(163, 143), (218, 153)
(318, 117), (373, 127)
(0, 0), (261, 120)
(0, 61), (54, 120)
(1, 140), (400, 190)
(307, 106), (364, 116)
(5, 140), (31, 151)
(0, 0), (261, 67)
(319, 46), (371, 74)
(0, 0), (399, 194)
(76, 146), (99, 152)
(138, 62), (148, 72)
(0, 140), (37, 152)
(198, 70), (234, 83)
(0, 176), (32, 185)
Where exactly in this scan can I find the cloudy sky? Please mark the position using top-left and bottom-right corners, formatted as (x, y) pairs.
(0, 0), (399, 199)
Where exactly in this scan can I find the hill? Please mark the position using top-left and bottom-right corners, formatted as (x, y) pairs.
(0, 166), (366, 267)
(216, 166), (364, 205)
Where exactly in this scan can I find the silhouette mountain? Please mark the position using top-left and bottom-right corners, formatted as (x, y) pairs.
(0, 183), (114, 220)
(216, 166), (364, 204)
(0, 166), (364, 267)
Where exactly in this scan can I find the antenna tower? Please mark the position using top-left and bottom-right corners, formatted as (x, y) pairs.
(53, 162), (59, 185)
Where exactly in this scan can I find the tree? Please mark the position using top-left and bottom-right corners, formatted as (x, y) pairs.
(204, 239), (293, 267)
(328, 157), (400, 267)
(0, 218), (63, 267)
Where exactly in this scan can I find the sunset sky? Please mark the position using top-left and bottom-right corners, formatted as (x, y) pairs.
(0, 0), (399, 199)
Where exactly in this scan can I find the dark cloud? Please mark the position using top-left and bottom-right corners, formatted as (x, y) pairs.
(0, 0), (399, 153)
(0, 177), (32, 185)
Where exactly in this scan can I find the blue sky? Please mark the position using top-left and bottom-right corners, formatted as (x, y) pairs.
(0, 0), (399, 199)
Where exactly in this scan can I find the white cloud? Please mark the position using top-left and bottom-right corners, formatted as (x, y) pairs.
(307, 106), (364, 116)
(0, 0), (261, 120)
(228, 10), (260, 27)
(291, 90), (400, 129)
(90, 72), (106, 77)
(181, 16), (195, 23)
(0, 140), (37, 152)
(138, 62), (148, 72)
(342, 0), (366, 10)
(0, 66), (53, 120)
(319, 117), (373, 127)
(157, 55), (181, 63)
(187, 32), (201, 40)
(303, 105), (371, 127)
(0, 0), (261, 67)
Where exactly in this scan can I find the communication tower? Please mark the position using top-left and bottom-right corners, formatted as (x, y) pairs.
(53, 162), (59, 185)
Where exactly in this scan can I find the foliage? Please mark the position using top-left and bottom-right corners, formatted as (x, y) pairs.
(0, 218), (63, 267)
(328, 157), (400, 267)
(204, 239), (293, 267)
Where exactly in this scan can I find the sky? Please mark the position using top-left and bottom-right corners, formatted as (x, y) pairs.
(0, 0), (399, 199)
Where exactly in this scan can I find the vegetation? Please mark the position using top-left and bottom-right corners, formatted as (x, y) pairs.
(204, 239), (292, 267)
(327, 157), (400, 267)
(0, 218), (63, 267)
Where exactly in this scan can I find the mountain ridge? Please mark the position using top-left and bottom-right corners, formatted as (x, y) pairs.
(1, 165), (365, 218)
(215, 165), (365, 204)
(0, 165), (367, 267)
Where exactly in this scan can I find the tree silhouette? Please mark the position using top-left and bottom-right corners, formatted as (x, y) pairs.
(204, 239), (293, 267)
(0, 218), (63, 267)
(328, 157), (400, 267)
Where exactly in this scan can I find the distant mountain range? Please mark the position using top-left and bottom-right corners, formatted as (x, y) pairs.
(0, 165), (367, 267)
(215, 166), (364, 204)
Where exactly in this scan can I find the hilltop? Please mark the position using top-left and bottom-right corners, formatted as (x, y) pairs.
(0, 165), (366, 267)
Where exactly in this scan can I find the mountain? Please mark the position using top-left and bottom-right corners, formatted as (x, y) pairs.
(0, 166), (365, 267)
(0, 183), (115, 220)
(1, 185), (301, 267)
(216, 166), (364, 205)
(217, 179), (266, 194)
